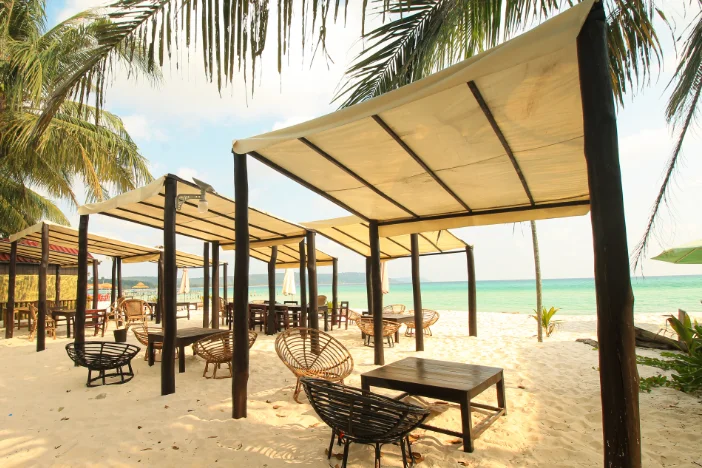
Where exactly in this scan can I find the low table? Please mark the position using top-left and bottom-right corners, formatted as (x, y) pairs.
(361, 357), (506, 453)
(147, 327), (222, 373)
(51, 309), (76, 338)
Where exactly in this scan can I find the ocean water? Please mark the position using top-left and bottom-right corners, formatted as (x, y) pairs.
(169, 275), (702, 315)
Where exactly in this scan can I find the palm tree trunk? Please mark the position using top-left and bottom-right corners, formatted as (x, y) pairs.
(530, 220), (543, 342)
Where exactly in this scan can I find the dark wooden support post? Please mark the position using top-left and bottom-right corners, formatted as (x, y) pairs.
(299, 240), (307, 328)
(223, 262), (228, 328)
(162, 177), (177, 396)
(232, 152), (250, 419)
(55, 265), (61, 307)
(156, 252), (164, 324)
(117, 257), (122, 298)
(365, 257), (373, 315)
(266, 246), (278, 335)
(578, 3), (640, 466)
(411, 233), (424, 351)
(37, 223), (50, 351)
(111, 258), (117, 303)
(306, 231), (319, 331)
(332, 258), (339, 328)
(369, 221), (383, 365)
(212, 241), (220, 329)
(75, 216), (88, 347)
(467, 245), (477, 337)
(203, 242), (210, 327)
(6, 241), (17, 339)
(92, 259), (99, 309)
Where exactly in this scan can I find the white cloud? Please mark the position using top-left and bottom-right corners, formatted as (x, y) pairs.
(57, 0), (110, 22)
(121, 114), (167, 142)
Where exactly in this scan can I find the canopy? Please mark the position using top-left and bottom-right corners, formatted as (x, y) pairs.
(78, 174), (307, 247)
(121, 249), (218, 269)
(652, 239), (702, 265)
(9, 221), (159, 261)
(233, 0), (594, 237)
(240, 241), (336, 269)
(303, 216), (467, 259)
(0, 237), (93, 266)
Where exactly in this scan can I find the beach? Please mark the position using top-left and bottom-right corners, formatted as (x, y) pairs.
(1, 310), (701, 467)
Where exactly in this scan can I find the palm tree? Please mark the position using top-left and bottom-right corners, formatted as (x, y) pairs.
(0, 1), (155, 235)
(334, 0), (699, 265)
(530, 220), (543, 342)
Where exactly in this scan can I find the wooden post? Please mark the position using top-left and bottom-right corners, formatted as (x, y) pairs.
(306, 231), (318, 331)
(411, 233), (424, 351)
(117, 257), (122, 298)
(92, 259), (99, 309)
(466, 245), (477, 337)
(55, 265), (61, 308)
(299, 240), (307, 328)
(365, 257), (373, 315)
(266, 246), (278, 335)
(156, 252), (164, 324)
(203, 241), (210, 327)
(162, 177), (178, 395)
(332, 258), (339, 328)
(75, 216), (88, 347)
(37, 223), (49, 352)
(223, 262), (228, 328)
(232, 152), (250, 419)
(578, 3), (640, 466)
(369, 221), (383, 365)
(212, 241), (220, 329)
(6, 241), (17, 339)
(111, 258), (117, 304)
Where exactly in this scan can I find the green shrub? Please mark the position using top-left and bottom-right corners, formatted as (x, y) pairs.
(530, 306), (561, 337)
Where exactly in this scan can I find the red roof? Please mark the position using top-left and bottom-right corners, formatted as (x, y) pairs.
(0, 238), (93, 261)
(0, 253), (40, 264)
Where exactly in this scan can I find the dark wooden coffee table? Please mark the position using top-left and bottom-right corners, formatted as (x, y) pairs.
(361, 357), (506, 452)
(147, 327), (222, 373)
(51, 309), (76, 338)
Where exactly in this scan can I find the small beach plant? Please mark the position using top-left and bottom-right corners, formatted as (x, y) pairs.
(531, 306), (561, 338)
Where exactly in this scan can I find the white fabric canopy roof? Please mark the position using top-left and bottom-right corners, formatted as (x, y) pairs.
(239, 241), (336, 269)
(303, 215), (467, 259)
(233, 0), (594, 236)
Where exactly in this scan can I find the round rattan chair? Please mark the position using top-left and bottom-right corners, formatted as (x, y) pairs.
(404, 309), (440, 337)
(132, 324), (180, 361)
(356, 317), (402, 348)
(275, 328), (354, 403)
(66, 341), (140, 387)
(301, 378), (430, 468)
(382, 304), (406, 314)
(193, 330), (257, 379)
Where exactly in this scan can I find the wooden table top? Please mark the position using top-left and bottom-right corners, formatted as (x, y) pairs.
(362, 357), (503, 393)
(381, 313), (416, 322)
(51, 309), (76, 316)
(147, 327), (222, 339)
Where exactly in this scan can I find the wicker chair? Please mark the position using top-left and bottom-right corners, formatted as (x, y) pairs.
(120, 299), (150, 330)
(405, 309), (440, 337)
(105, 297), (126, 330)
(132, 324), (178, 361)
(347, 310), (361, 327)
(28, 304), (56, 341)
(66, 341), (140, 387)
(275, 328), (354, 404)
(193, 330), (258, 379)
(357, 317), (402, 348)
(301, 378), (429, 468)
(382, 304), (406, 314)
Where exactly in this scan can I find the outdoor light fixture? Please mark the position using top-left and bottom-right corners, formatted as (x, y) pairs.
(176, 178), (216, 214)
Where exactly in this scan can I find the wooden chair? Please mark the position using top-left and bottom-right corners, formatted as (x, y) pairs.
(249, 303), (267, 331)
(120, 299), (150, 330)
(274, 304), (290, 332)
(336, 301), (350, 329)
(28, 304), (56, 341)
(356, 317), (401, 348)
(193, 330), (257, 379)
(405, 309), (440, 337)
(382, 304), (406, 314)
(85, 309), (107, 337)
(275, 328), (354, 403)
(105, 297), (126, 330)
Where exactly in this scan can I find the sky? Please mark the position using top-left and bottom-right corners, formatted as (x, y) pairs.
(46, 1), (702, 282)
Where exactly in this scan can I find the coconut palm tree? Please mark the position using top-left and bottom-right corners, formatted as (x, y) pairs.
(334, 0), (699, 265)
(0, 1), (155, 235)
(531, 220), (543, 342)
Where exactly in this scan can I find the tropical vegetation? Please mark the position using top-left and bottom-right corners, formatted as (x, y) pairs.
(0, 0), (155, 235)
(531, 306), (561, 337)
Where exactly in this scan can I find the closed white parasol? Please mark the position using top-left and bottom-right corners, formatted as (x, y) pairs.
(282, 269), (296, 296)
(179, 268), (190, 294)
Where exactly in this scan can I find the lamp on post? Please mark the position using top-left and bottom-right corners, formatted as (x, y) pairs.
(176, 178), (216, 214)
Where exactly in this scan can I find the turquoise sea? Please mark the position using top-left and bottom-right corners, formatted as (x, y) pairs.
(163, 275), (702, 316)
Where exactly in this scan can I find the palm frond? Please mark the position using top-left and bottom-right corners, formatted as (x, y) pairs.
(0, 175), (69, 236)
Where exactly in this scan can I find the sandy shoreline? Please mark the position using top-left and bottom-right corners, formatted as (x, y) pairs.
(1, 311), (701, 467)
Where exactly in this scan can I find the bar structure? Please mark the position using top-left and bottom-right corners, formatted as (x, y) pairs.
(231, 2), (640, 464)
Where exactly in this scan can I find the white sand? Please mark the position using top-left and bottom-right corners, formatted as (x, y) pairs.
(1, 311), (701, 467)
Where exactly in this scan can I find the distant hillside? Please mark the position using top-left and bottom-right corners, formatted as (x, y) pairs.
(91, 276), (157, 289)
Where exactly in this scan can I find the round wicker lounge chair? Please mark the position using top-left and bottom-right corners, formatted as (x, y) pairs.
(404, 309), (440, 337)
(275, 328), (353, 403)
(356, 317), (402, 348)
(382, 304), (406, 314)
(65, 341), (140, 387)
(193, 330), (257, 379)
(301, 378), (429, 468)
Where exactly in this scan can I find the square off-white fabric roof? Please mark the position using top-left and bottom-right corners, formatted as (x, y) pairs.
(233, 0), (594, 237)
(78, 174), (307, 247)
(224, 240), (335, 269)
(121, 249), (218, 269)
(9, 221), (160, 261)
(303, 216), (466, 259)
